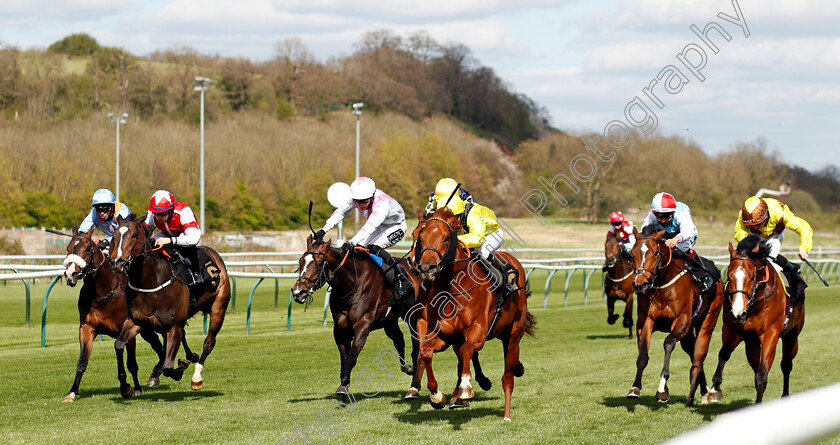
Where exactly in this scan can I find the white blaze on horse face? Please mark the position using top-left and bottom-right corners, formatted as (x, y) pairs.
(639, 243), (649, 268)
(116, 226), (129, 258)
(300, 254), (314, 279)
(731, 267), (747, 317)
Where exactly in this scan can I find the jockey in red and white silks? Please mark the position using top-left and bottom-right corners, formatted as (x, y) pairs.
(319, 177), (406, 249)
(607, 211), (636, 255)
(143, 190), (201, 247)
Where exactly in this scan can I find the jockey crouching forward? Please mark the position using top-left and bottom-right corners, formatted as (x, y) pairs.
(735, 196), (812, 306)
(143, 190), (204, 286)
(640, 192), (716, 294)
(609, 211), (636, 256)
(315, 177), (410, 303)
(423, 177), (477, 218)
(436, 191), (517, 301)
(79, 188), (130, 254)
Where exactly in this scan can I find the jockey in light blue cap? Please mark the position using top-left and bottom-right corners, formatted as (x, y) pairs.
(79, 189), (130, 249)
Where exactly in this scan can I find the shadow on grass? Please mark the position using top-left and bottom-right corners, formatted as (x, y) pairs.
(586, 334), (634, 340)
(111, 390), (223, 403)
(601, 394), (752, 419)
(70, 384), (176, 399)
(393, 407), (505, 429)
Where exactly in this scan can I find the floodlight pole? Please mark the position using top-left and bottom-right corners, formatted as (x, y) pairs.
(352, 102), (363, 230)
(108, 113), (128, 201)
(194, 77), (211, 234)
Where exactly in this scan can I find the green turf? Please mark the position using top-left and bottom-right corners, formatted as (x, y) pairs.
(1, 278), (839, 444)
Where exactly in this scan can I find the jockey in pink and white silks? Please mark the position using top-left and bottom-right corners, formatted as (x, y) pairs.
(315, 177), (408, 299)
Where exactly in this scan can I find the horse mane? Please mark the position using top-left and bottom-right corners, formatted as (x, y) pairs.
(642, 224), (659, 236)
(432, 207), (464, 232)
(123, 212), (140, 222)
(736, 234), (770, 259)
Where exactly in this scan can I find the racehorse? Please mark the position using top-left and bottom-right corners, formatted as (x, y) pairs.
(703, 235), (805, 404)
(291, 235), (422, 400)
(410, 208), (535, 421)
(109, 214), (231, 398)
(627, 227), (723, 406)
(604, 232), (634, 338)
(60, 226), (165, 402)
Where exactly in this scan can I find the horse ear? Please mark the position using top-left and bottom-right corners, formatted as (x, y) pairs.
(751, 243), (760, 254)
(72, 225), (79, 235)
(728, 243), (736, 258)
(418, 211), (426, 221)
(653, 230), (665, 241)
(632, 227), (639, 236)
(116, 215), (124, 223)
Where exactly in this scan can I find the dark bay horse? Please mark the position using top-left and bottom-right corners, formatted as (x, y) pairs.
(410, 209), (535, 421)
(110, 214), (231, 398)
(60, 226), (165, 402)
(604, 232), (634, 338)
(703, 235), (805, 404)
(291, 235), (420, 399)
(627, 227), (723, 406)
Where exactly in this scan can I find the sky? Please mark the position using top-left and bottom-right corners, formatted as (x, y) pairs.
(1, 0), (838, 172)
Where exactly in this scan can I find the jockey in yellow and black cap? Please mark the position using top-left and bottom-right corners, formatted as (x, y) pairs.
(735, 196), (813, 305)
(424, 178), (477, 217)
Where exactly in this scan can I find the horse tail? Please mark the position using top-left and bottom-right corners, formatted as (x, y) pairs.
(524, 310), (537, 338)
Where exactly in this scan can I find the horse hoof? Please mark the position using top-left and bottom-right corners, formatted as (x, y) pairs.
(656, 390), (670, 403)
(626, 387), (641, 399)
(607, 314), (619, 325)
(503, 417), (512, 423)
(477, 376), (492, 391)
(134, 388), (143, 397)
(513, 363), (525, 378)
(120, 383), (133, 399)
(63, 393), (76, 403)
(622, 318), (633, 328)
(335, 386), (349, 397)
(147, 377), (160, 387)
(449, 398), (470, 409)
(701, 390), (722, 404)
(458, 386), (474, 400)
(401, 364), (414, 376)
(404, 387), (419, 400)
(429, 391), (447, 410)
(191, 380), (203, 391)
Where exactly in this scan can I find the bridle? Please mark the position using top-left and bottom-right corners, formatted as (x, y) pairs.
(295, 244), (353, 294)
(727, 255), (774, 311)
(413, 216), (462, 268)
(64, 235), (105, 282)
(633, 236), (672, 284)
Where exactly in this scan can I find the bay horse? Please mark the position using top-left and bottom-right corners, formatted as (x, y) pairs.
(410, 208), (535, 421)
(109, 214), (231, 398)
(604, 232), (634, 338)
(60, 226), (165, 402)
(291, 235), (421, 400)
(703, 235), (805, 404)
(627, 227), (723, 406)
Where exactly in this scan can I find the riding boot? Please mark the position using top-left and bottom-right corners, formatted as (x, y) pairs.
(683, 251), (714, 294)
(775, 255), (807, 306)
(488, 253), (518, 299)
(181, 245), (204, 286)
(369, 245), (405, 304)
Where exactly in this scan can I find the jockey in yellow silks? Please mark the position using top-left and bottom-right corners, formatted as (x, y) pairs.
(436, 191), (515, 298)
(734, 196), (813, 305)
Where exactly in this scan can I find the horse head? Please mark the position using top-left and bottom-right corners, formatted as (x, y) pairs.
(726, 236), (770, 326)
(291, 235), (334, 304)
(631, 227), (667, 296)
(62, 226), (100, 287)
(604, 232), (621, 269)
(110, 214), (151, 274)
(410, 208), (461, 282)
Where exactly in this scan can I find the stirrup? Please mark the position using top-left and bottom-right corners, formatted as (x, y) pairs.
(190, 271), (204, 286)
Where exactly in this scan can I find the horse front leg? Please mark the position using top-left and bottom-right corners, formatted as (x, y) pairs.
(336, 320), (373, 402)
(623, 292), (635, 337)
(65, 324), (96, 402)
(114, 318), (142, 399)
(383, 319), (412, 375)
(627, 315), (654, 399)
(418, 333), (449, 410)
(471, 351), (492, 391)
(705, 319), (742, 404)
(139, 330), (165, 387)
(333, 325), (352, 397)
(126, 337), (144, 397)
(780, 324), (802, 397)
(606, 294), (619, 325)
(452, 323), (488, 406)
(753, 331), (781, 404)
(656, 315), (690, 403)
(162, 326), (189, 382)
(192, 297), (229, 391)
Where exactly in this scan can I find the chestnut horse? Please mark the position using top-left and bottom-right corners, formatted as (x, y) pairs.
(291, 235), (427, 399)
(704, 235), (805, 404)
(410, 209), (535, 421)
(627, 227), (723, 406)
(604, 232), (634, 338)
(60, 227), (165, 402)
(110, 214), (231, 398)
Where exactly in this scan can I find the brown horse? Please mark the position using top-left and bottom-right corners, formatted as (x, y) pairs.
(291, 235), (423, 399)
(604, 232), (634, 338)
(109, 214), (231, 398)
(60, 226), (165, 402)
(703, 235), (805, 404)
(410, 208), (535, 421)
(627, 227), (723, 406)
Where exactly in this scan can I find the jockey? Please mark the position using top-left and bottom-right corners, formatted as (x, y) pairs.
(79, 189), (130, 252)
(143, 190), (204, 286)
(315, 177), (409, 299)
(641, 192), (715, 293)
(437, 191), (516, 299)
(423, 178), (477, 217)
(608, 211), (636, 256)
(735, 196), (812, 306)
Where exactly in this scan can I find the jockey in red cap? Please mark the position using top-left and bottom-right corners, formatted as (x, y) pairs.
(143, 190), (204, 285)
(607, 211), (636, 256)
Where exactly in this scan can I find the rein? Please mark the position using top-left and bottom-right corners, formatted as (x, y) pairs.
(728, 255), (776, 311)
(633, 236), (673, 283)
(296, 246), (352, 294)
(65, 235), (124, 302)
(413, 216), (467, 267)
(125, 240), (182, 293)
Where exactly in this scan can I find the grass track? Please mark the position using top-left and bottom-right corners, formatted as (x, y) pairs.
(1, 278), (839, 444)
